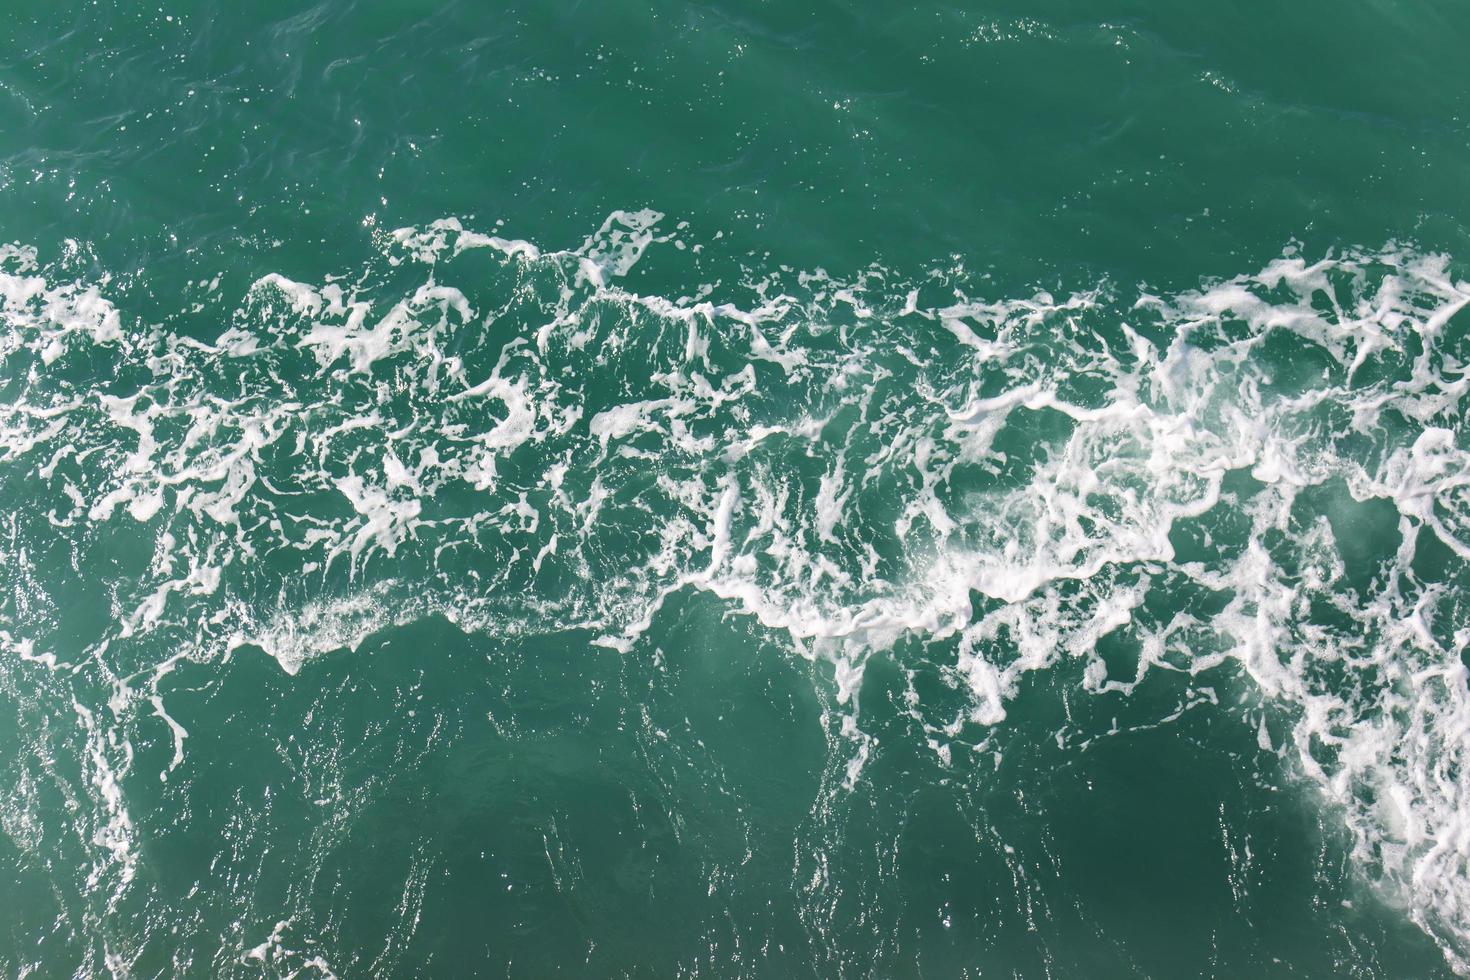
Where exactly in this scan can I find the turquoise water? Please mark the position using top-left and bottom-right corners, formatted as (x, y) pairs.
(3, 1), (1470, 976)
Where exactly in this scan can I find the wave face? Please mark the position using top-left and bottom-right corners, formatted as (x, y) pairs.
(4, 216), (1470, 974)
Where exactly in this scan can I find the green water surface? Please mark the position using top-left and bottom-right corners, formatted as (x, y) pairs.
(3, 1), (1470, 977)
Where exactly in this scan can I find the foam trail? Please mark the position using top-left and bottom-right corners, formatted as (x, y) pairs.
(3, 221), (1470, 970)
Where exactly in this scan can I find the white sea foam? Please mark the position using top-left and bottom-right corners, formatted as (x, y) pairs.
(2, 223), (1470, 969)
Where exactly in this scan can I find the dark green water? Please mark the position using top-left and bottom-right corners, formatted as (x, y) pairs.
(3, 2), (1470, 977)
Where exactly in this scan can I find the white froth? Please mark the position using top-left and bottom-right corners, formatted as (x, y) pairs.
(5, 223), (1470, 970)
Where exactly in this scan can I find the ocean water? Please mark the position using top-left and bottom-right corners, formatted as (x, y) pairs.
(3, 2), (1470, 977)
